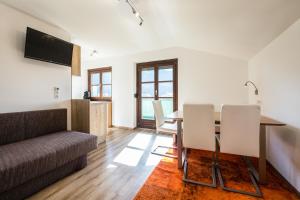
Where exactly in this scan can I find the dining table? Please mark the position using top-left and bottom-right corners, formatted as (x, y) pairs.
(167, 111), (286, 184)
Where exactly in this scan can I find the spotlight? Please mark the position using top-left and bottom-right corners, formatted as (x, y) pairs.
(123, 0), (144, 26)
(90, 50), (97, 57)
(139, 19), (143, 26)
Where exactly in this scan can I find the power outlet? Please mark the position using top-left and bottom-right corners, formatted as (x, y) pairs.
(54, 87), (59, 99)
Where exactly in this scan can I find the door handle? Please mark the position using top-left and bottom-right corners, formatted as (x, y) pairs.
(155, 89), (158, 96)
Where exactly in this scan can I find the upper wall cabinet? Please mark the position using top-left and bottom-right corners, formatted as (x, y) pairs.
(72, 45), (81, 76)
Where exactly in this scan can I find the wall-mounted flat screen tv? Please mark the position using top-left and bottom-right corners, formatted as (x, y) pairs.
(24, 27), (73, 67)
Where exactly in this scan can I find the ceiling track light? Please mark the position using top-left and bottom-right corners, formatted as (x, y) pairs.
(124, 0), (144, 26)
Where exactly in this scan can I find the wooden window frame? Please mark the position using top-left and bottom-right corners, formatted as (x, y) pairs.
(88, 67), (112, 101)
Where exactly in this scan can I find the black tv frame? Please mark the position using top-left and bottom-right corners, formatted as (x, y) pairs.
(24, 27), (74, 67)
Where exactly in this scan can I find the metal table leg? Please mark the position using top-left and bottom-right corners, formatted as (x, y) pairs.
(177, 120), (183, 169)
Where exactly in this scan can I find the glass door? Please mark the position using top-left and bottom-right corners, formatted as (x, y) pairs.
(158, 65), (175, 118)
(136, 59), (178, 129)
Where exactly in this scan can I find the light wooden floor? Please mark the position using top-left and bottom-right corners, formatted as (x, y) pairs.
(28, 128), (173, 200)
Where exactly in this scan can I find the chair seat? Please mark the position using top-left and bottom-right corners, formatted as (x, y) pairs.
(157, 122), (177, 134)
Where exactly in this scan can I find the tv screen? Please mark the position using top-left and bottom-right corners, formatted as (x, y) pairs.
(24, 27), (73, 67)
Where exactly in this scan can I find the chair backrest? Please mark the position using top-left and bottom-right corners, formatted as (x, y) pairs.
(183, 104), (215, 151)
(152, 100), (165, 128)
(220, 105), (260, 157)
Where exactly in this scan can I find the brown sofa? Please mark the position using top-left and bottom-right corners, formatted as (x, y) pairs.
(0, 109), (97, 200)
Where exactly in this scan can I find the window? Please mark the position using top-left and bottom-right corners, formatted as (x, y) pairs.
(88, 67), (112, 101)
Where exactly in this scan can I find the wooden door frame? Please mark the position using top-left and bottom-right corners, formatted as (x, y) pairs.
(136, 58), (178, 129)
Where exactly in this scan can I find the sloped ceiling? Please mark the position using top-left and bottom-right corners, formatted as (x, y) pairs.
(1, 0), (300, 60)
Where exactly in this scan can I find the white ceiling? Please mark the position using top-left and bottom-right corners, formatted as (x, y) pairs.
(2, 0), (300, 60)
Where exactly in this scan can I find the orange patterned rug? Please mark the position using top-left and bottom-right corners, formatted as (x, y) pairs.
(134, 150), (299, 200)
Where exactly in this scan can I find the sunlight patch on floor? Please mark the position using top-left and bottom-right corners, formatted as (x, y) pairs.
(145, 153), (162, 166)
(112, 131), (173, 167)
(106, 164), (118, 169)
(128, 133), (152, 150)
(153, 135), (173, 148)
(113, 147), (144, 166)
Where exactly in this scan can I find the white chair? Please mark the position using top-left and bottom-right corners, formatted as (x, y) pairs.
(216, 105), (262, 197)
(151, 100), (177, 158)
(182, 104), (217, 187)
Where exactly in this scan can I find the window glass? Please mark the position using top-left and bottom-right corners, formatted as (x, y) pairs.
(91, 86), (100, 97)
(142, 98), (155, 120)
(158, 66), (173, 81)
(102, 85), (112, 97)
(142, 68), (154, 82)
(158, 82), (173, 97)
(91, 73), (100, 85)
(142, 83), (154, 97)
(102, 72), (112, 84)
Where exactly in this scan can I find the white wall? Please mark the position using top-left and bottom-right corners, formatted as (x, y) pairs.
(249, 19), (300, 191)
(0, 4), (72, 129)
(74, 47), (248, 128)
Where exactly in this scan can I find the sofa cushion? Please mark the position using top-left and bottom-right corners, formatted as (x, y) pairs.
(0, 112), (25, 145)
(42, 131), (97, 167)
(0, 138), (57, 193)
(24, 109), (67, 139)
(0, 131), (97, 193)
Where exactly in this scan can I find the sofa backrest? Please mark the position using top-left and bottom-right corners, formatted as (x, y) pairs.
(24, 109), (67, 140)
(0, 112), (25, 145)
(0, 109), (67, 145)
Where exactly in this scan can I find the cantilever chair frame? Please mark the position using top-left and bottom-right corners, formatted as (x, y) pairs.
(183, 149), (217, 188)
(151, 145), (178, 158)
(151, 100), (178, 158)
(182, 104), (217, 188)
(214, 105), (263, 198)
(215, 135), (262, 197)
